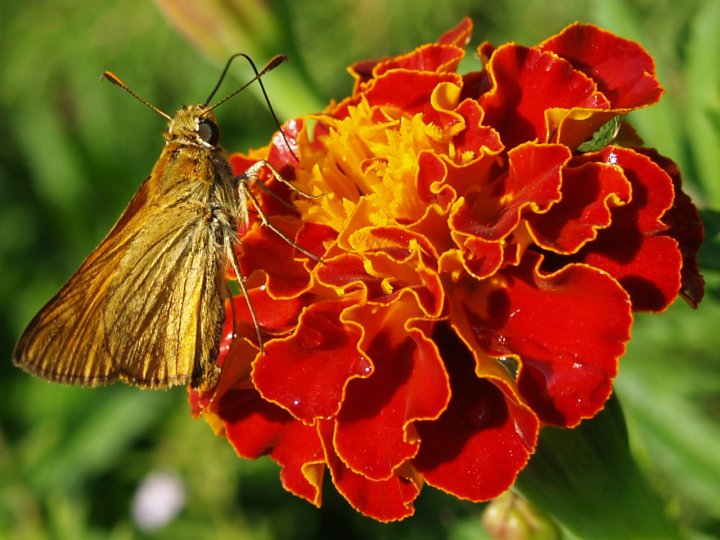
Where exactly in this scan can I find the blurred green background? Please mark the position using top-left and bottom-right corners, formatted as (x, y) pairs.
(1, 0), (719, 538)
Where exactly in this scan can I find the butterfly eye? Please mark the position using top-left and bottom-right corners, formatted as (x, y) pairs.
(198, 119), (220, 146)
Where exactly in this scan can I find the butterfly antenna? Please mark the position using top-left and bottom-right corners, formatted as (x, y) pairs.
(101, 71), (172, 121)
(206, 53), (298, 162)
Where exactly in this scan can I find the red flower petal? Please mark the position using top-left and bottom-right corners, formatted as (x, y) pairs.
(451, 252), (632, 426)
(252, 299), (372, 423)
(351, 44), (466, 87)
(452, 99), (504, 158)
(214, 288), (304, 366)
(583, 235), (683, 312)
(217, 387), (325, 506)
(529, 160), (632, 253)
(479, 44), (609, 147)
(575, 147), (684, 311)
(319, 420), (420, 521)
(451, 143), (570, 237)
(335, 70), (463, 129)
(296, 222), (339, 261)
(316, 252), (388, 299)
(349, 17), (472, 90)
(414, 328), (539, 501)
(416, 151), (457, 211)
(438, 17), (473, 48)
(636, 149), (705, 307)
(334, 324), (450, 480)
(540, 23), (663, 110)
(267, 119), (303, 172)
(360, 227), (445, 314)
(239, 222), (315, 298)
(449, 143), (570, 276)
(226, 288), (303, 333)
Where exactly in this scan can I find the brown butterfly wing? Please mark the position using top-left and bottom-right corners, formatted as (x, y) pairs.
(102, 192), (226, 388)
(13, 162), (227, 389)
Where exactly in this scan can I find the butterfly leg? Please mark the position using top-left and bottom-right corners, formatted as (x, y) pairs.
(224, 237), (265, 353)
(235, 160), (322, 263)
(238, 159), (321, 200)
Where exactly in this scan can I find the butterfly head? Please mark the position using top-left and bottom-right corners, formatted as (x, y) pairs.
(166, 105), (221, 148)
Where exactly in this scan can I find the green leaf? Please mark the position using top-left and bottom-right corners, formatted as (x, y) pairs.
(577, 116), (622, 152)
(515, 394), (680, 540)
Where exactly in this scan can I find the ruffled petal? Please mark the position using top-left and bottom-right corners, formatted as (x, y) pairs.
(448, 143), (570, 278)
(540, 23), (663, 109)
(450, 252), (632, 426)
(334, 323), (450, 480)
(216, 387), (325, 506)
(414, 328), (539, 500)
(574, 147), (689, 311)
(479, 44), (609, 147)
(529, 160), (632, 253)
(319, 420), (421, 521)
(252, 299), (372, 423)
(635, 149), (705, 306)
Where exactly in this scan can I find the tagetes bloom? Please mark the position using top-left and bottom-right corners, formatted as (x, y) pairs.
(192, 19), (704, 521)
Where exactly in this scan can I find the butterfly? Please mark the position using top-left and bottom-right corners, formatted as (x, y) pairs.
(13, 54), (316, 392)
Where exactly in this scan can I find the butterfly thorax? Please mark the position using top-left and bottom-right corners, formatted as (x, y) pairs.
(159, 105), (243, 249)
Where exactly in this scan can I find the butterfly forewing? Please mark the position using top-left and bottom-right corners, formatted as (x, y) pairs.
(101, 150), (230, 388)
(13, 109), (235, 390)
(13, 180), (152, 386)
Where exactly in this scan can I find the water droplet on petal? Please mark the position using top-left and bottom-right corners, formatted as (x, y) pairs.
(513, 418), (535, 452)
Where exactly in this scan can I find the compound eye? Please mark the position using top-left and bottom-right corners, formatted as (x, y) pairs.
(198, 118), (220, 145)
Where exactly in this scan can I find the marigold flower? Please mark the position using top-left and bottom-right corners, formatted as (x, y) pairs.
(191, 18), (704, 522)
